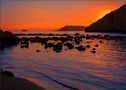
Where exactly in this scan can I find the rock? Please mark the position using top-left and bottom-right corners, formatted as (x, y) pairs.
(99, 40), (103, 43)
(20, 41), (29, 48)
(115, 40), (118, 42)
(76, 45), (86, 51)
(65, 49), (68, 50)
(64, 42), (74, 50)
(41, 39), (47, 45)
(0, 30), (19, 50)
(0, 68), (4, 72)
(53, 42), (63, 52)
(85, 4), (126, 33)
(74, 37), (82, 45)
(44, 42), (54, 49)
(90, 50), (96, 53)
(47, 43), (54, 48)
(86, 35), (91, 39)
(60, 37), (67, 43)
(0, 69), (45, 90)
(92, 48), (96, 50)
(85, 45), (91, 48)
(75, 33), (80, 36)
(1, 71), (14, 77)
(74, 40), (80, 45)
(90, 48), (96, 53)
(36, 50), (41, 52)
(95, 44), (99, 47)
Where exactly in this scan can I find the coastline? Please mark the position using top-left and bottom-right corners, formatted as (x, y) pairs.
(0, 68), (45, 90)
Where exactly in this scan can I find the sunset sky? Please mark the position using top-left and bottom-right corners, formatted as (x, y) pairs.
(0, 0), (125, 31)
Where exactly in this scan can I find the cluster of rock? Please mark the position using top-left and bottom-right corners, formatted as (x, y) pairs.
(1, 29), (125, 53)
(19, 32), (126, 53)
(0, 30), (19, 51)
(85, 4), (126, 33)
(19, 33), (105, 53)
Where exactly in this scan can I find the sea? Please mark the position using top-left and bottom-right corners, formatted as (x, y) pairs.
(0, 31), (126, 90)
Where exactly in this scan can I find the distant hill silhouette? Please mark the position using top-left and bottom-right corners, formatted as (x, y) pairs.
(85, 4), (126, 33)
(21, 29), (28, 32)
(58, 26), (85, 31)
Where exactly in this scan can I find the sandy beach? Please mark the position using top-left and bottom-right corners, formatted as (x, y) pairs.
(0, 68), (45, 90)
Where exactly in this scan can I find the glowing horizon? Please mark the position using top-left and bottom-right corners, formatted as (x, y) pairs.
(0, 0), (125, 31)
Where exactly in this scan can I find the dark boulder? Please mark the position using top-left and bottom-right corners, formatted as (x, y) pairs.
(76, 45), (86, 51)
(1, 71), (14, 77)
(47, 43), (54, 48)
(36, 50), (41, 52)
(90, 50), (96, 53)
(0, 30), (19, 50)
(85, 45), (91, 48)
(45, 42), (54, 49)
(64, 42), (74, 50)
(95, 44), (99, 47)
(53, 42), (63, 52)
(90, 48), (96, 53)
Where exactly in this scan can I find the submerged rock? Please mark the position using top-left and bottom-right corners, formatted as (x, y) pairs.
(20, 41), (29, 48)
(74, 39), (81, 45)
(53, 42), (63, 52)
(36, 50), (41, 52)
(90, 50), (96, 53)
(47, 43), (54, 48)
(44, 42), (54, 49)
(64, 42), (74, 50)
(95, 44), (99, 47)
(99, 40), (103, 43)
(76, 45), (86, 51)
(90, 48), (96, 53)
(92, 48), (96, 51)
(85, 45), (91, 48)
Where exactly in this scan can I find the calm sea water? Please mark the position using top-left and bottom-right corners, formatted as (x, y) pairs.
(13, 31), (126, 36)
(0, 31), (126, 90)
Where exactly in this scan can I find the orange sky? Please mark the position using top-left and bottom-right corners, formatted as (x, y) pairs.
(0, 0), (125, 31)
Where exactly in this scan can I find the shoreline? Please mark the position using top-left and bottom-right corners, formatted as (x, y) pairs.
(0, 68), (45, 90)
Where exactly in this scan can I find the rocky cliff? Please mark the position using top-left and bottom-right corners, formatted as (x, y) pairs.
(85, 4), (126, 33)
(0, 30), (19, 51)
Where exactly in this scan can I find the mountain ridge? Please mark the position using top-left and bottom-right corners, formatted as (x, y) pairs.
(85, 4), (126, 33)
(58, 26), (85, 31)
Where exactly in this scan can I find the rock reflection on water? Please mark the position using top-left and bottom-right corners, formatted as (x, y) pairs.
(18, 33), (126, 54)
(0, 33), (126, 90)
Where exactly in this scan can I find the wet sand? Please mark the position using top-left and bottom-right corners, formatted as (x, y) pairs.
(0, 68), (45, 90)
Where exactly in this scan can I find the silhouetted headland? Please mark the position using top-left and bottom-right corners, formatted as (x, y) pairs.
(21, 29), (28, 32)
(0, 29), (19, 51)
(58, 25), (85, 31)
(85, 4), (126, 33)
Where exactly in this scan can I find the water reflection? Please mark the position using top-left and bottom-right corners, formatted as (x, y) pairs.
(0, 34), (126, 90)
